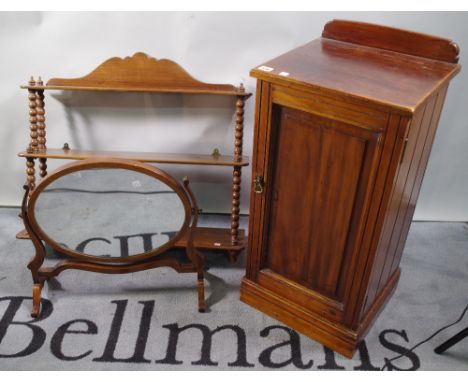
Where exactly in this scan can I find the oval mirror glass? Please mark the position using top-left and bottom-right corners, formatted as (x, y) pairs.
(33, 167), (187, 259)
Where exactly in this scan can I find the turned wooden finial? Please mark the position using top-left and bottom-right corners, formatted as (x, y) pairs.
(211, 148), (221, 158)
(36, 76), (43, 86)
(28, 76), (35, 86)
(239, 83), (245, 93)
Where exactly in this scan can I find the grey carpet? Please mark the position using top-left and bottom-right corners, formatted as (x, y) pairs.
(0, 207), (467, 370)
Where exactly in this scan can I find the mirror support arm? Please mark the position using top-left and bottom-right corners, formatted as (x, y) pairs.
(21, 184), (46, 318)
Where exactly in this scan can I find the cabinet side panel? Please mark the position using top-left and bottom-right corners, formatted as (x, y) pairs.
(363, 85), (448, 314)
(363, 100), (429, 311)
(386, 86), (449, 279)
(346, 114), (409, 328)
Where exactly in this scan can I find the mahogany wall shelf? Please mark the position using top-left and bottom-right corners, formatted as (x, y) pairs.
(18, 52), (252, 261)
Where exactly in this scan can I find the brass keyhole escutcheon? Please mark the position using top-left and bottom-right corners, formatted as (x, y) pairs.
(254, 175), (264, 194)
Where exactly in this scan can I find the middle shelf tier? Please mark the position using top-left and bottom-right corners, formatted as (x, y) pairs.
(18, 148), (249, 167)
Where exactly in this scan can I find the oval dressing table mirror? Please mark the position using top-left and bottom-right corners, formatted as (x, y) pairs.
(22, 158), (204, 317)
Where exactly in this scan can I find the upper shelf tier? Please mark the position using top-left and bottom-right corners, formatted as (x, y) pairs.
(18, 148), (249, 167)
(21, 52), (252, 97)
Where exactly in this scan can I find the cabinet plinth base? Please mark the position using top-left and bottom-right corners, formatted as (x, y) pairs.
(240, 269), (400, 358)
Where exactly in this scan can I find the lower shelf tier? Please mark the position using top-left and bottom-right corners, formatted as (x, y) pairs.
(16, 227), (246, 253)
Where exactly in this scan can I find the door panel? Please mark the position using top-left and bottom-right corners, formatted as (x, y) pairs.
(263, 105), (381, 308)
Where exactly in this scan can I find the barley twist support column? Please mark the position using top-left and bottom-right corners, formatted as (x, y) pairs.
(36, 77), (47, 177)
(28, 77), (38, 152)
(230, 84), (246, 249)
(26, 77), (37, 190)
(26, 157), (36, 191)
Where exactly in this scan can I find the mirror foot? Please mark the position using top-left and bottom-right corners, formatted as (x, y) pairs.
(197, 276), (205, 312)
(31, 283), (43, 318)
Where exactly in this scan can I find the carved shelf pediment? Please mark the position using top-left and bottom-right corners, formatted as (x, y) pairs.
(23, 52), (250, 97)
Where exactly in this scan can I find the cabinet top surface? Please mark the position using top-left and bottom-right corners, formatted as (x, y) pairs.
(251, 35), (460, 114)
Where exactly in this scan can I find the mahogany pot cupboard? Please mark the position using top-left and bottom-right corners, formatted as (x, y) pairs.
(240, 20), (461, 358)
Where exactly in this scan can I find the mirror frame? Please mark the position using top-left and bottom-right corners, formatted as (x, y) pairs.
(27, 158), (192, 264)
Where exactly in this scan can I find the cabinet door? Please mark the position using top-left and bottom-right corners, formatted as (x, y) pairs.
(256, 102), (383, 323)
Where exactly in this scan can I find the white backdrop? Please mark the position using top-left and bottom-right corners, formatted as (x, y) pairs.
(1, 12), (467, 220)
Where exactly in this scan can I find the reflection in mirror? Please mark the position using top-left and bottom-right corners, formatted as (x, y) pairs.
(34, 168), (186, 258)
